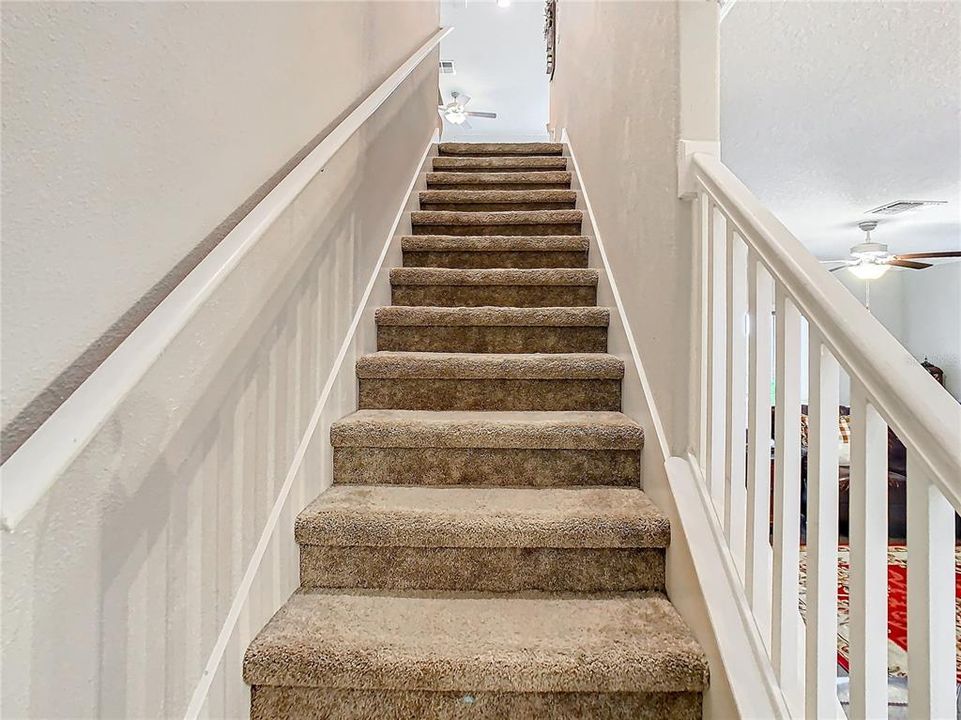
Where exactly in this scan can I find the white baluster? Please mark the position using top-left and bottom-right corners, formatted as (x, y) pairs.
(805, 332), (840, 718)
(725, 227), (748, 572)
(772, 287), (803, 711)
(705, 200), (727, 518)
(906, 452), (955, 718)
(746, 254), (773, 646)
(697, 190), (709, 474)
(848, 385), (888, 720)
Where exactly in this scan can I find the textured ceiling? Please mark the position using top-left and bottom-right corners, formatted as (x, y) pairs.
(439, 0), (549, 142)
(721, 1), (960, 260)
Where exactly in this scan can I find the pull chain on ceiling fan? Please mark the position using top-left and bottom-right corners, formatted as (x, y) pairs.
(438, 91), (497, 130)
(821, 221), (961, 279)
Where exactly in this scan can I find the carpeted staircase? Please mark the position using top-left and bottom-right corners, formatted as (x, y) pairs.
(243, 142), (709, 719)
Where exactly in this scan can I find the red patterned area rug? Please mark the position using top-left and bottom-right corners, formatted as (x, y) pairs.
(799, 546), (961, 685)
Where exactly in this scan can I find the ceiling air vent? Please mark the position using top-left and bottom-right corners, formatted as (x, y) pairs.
(439, 60), (456, 75)
(867, 200), (947, 215)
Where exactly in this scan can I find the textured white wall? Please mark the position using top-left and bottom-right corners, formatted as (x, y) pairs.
(550, 4), (738, 718)
(0, 1), (437, 453)
(902, 264), (961, 401)
(802, 267), (959, 406)
(0, 3), (440, 717)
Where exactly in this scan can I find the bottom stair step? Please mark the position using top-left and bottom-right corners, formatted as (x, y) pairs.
(244, 590), (709, 720)
(250, 686), (702, 720)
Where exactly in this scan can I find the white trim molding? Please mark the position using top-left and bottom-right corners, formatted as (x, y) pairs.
(678, 139), (720, 199)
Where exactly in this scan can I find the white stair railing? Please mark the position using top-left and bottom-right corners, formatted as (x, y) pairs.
(689, 151), (961, 718)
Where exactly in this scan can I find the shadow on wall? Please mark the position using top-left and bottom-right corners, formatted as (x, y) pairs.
(0, 61), (437, 719)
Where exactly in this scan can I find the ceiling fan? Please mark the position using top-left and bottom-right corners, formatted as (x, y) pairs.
(821, 221), (961, 280)
(438, 91), (497, 129)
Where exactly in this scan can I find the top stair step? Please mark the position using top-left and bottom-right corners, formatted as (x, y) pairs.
(433, 155), (568, 173)
(438, 142), (564, 157)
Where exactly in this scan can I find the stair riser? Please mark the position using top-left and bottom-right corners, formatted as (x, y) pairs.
(300, 546), (664, 592)
(358, 378), (620, 412)
(251, 686), (702, 720)
(391, 285), (597, 307)
(377, 325), (608, 353)
(333, 447), (640, 486)
(412, 223), (581, 236)
(420, 201), (576, 212)
(427, 181), (571, 191)
(430, 165), (568, 174)
(403, 250), (588, 269)
(438, 150), (563, 157)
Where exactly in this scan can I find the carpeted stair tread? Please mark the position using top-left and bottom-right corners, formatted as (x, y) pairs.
(295, 485), (669, 548)
(375, 305), (609, 327)
(243, 590), (708, 693)
(419, 189), (576, 210)
(438, 142), (564, 156)
(390, 267), (598, 287)
(356, 352), (623, 380)
(412, 209), (581, 227)
(330, 410), (643, 450)
(426, 171), (572, 189)
(432, 155), (568, 172)
(375, 306), (609, 353)
(401, 234), (589, 253)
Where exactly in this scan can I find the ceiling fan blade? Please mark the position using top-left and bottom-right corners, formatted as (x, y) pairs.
(828, 265), (851, 273)
(454, 93), (471, 107)
(461, 118), (473, 130)
(819, 259), (851, 264)
(892, 250), (961, 260)
(466, 111), (497, 118)
(888, 259), (933, 270)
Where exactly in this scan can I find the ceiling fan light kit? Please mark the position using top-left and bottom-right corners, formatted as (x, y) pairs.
(438, 91), (497, 130)
(823, 219), (959, 278)
(848, 262), (890, 280)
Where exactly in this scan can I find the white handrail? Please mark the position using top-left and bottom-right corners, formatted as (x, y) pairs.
(0, 26), (452, 532)
(692, 152), (961, 511)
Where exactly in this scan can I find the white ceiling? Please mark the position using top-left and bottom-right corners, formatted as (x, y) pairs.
(439, 0), (549, 142)
(721, 1), (961, 261)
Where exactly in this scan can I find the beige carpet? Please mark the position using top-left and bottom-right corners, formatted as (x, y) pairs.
(243, 142), (709, 719)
